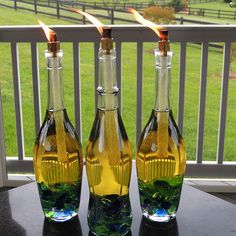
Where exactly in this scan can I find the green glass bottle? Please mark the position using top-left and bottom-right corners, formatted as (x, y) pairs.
(86, 28), (132, 235)
(33, 38), (83, 222)
(136, 39), (186, 222)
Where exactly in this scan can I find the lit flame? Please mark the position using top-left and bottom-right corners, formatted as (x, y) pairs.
(128, 8), (164, 38)
(38, 19), (56, 42)
(66, 7), (104, 35)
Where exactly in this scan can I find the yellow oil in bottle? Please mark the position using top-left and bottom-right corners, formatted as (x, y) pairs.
(86, 109), (132, 196)
(86, 109), (132, 235)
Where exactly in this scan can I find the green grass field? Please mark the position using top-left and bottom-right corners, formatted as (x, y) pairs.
(2, 0), (236, 25)
(178, 0), (236, 24)
(189, 0), (234, 11)
(0, 2), (236, 162)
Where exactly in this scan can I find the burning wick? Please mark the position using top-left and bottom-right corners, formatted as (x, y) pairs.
(38, 19), (60, 56)
(66, 7), (113, 52)
(102, 26), (112, 38)
(128, 8), (170, 55)
(158, 29), (170, 56)
(160, 29), (168, 41)
(49, 31), (57, 43)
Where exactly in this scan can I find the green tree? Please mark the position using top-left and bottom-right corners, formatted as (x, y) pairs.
(169, 0), (185, 10)
(229, 0), (236, 7)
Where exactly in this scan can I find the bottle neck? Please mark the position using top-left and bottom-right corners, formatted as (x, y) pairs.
(46, 50), (64, 111)
(154, 49), (173, 111)
(97, 48), (119, 110)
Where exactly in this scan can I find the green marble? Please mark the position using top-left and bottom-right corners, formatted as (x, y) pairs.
(138, 175), (184, 220)
(37, 181), (81, 222)
(88, 193), (132, 235)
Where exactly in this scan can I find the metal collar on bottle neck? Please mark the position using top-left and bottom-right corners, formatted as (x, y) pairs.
(100, 27), (113, 54)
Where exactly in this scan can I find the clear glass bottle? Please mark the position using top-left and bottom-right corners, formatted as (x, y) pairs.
(33, 48), (83, 222)
(86, 30), (132, 235)
(136, 47), (186, 222)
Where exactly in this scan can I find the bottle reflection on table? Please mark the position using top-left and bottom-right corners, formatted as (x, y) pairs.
(139, 216), (179, 236)
(88, 230), (132, 236)
(43, 217), (82, 236)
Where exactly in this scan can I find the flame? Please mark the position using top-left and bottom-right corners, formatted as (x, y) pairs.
(66, 7), (104, 35)
(38, 19), (56, 42)
(128, 8), (164, 38)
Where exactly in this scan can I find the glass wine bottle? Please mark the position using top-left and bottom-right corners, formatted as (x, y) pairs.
(86, 28), (132, 235)
(33, 42), (83, 222)
(136, 37), (186, 223)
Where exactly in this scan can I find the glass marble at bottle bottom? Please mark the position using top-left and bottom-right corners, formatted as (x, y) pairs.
(88, 193), (132, 236)
(44, 208), (78, 222)
(138, 176), (183, 223)
(143, 209), (176, 223)
(37, 181), (81, 222)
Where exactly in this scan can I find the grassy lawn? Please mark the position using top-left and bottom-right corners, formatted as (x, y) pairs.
(0, 3), (236, 163)
(23, 0), (152, 3)
(175, 13), (236, 24)
(179, 0), (236, 24)
(189, 0), (235, 11)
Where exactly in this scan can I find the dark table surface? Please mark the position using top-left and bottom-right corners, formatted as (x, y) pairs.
(0, 164), (236, 236)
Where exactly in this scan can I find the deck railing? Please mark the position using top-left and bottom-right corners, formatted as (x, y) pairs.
(0, 25), (236, 187)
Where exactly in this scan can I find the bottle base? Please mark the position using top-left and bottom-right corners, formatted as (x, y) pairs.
(88, 193), (132, 235)
(89, 229), (131, 236)
(45, 210), (78, 222)
(143, 210), (176, 223)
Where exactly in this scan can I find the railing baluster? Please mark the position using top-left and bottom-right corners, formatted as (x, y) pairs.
(178, 42), (187, 134)
(73, 42), (82, 141)
(196, 42), (208, 164)
(0, 87), (7, 187)
(217, 42), (231, 164)
(11, 43), (24, 160)
(116, 41), (122, 111)
(94, 42), (100, 114)
(136, 42), (143, 144)
(31, 42), (41, 136)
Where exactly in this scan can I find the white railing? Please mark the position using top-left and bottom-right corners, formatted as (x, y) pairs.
(0, 25), (236, 187)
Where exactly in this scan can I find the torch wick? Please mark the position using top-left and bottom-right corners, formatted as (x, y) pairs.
(102, 26), (112, 39)
(158, 29), (170, 56)
(160, 29), (169, 41)
(50, 32), (57, 43)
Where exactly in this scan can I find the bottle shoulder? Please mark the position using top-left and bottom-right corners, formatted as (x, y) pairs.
(138, 110), (185, 148)
(36, 109), (80, 145)
(87, 109), (131, 152)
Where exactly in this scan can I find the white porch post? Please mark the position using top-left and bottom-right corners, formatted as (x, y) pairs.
(0, 86), (7, 187)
